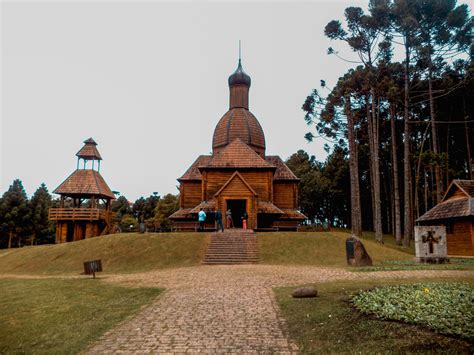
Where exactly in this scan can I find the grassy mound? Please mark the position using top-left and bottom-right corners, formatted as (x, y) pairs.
(258, 232), (413, 267)
(0, 278), (162, 353)
(0, 232), (207, 275)
(0, 231), (430, 275)
(352, 282), (474, 340)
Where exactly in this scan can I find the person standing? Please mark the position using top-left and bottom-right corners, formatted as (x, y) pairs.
(226, 209), (233, 229)
(215, 209), (224, 232)
(198, 208), (206, 232)
(242, 211), (248, 230)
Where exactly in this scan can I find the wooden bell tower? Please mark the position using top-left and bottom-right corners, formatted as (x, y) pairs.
(49, 138), (116, 243)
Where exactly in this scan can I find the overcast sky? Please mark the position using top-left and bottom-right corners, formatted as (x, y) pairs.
(1, 1), (470, 201)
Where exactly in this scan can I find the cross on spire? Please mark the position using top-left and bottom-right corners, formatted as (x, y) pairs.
(239, 40), (241, 62)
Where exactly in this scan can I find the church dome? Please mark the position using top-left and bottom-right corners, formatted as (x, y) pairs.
(228, 60), (251, 87)
(212, 108), (266, 156)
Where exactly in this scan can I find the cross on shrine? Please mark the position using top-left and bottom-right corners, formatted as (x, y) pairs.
(422, 231), (439, 254)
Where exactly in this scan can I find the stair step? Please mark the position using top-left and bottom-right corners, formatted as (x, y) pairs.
(203, 230), (259, 265)
(205, 255), (258, 258)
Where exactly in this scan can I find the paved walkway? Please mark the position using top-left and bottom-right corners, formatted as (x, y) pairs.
(86, 266), (473, 354)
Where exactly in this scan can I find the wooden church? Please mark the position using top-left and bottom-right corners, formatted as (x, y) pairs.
(170, 59), (305, 231)
(49, 138), (116, 242)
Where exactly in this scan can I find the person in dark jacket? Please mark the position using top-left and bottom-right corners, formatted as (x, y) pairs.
(215, 209), (224, 232)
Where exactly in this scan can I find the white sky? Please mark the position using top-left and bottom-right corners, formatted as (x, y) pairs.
(1, 1), (470, 201)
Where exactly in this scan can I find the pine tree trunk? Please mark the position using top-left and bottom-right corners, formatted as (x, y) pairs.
(8, 230), (13, 249)
(346, 96), (362, 237)
(366, 102), (376, 232)
(428, 67), (443, 202)
(383, 172), (391, 234)
(403, 40), (413, 247)
(390, 103), (402, 245)
(423, 171), (428, 213)
(464, 97), (473, 179)
(370, 90), (383, 243)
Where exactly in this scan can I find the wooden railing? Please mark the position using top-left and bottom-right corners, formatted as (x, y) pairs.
(49, 208), (114, 221)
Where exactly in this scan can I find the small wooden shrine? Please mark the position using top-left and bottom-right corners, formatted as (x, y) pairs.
(49, 138), (116, 242)
(417, 179), (474, 256)
(170, 58), (306, 231)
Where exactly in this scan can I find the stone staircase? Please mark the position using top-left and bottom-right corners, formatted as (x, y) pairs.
(203, 229), (259, 265)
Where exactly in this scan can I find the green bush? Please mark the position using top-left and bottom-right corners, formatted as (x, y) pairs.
(352, 282), (474, 340)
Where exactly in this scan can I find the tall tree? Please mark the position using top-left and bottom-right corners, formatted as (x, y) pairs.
(391, 0), (421, 247)
(0, 179), (30, 248)
(414, 0), (471, 202)
(286, 149), (350, 227)
(325, 2), (392, 242)
(303, 70), (363, 236)
(29, 183), (54, 245)
(154, 194), (179, 230)
(133, 194), (160, 222)
(111, 195), (133, 223)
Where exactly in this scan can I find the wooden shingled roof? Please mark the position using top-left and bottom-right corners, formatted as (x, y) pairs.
(212, 108), (265, 152)
(178, 155), (211, 181)
(190, 200), (216, 213)
(169, 208), (193, 219)
(265, 156), (299, 181)
(280, 209), (307, 220)
(53, 170), (115, 199)
(417, 180), (474, 222)
(258, 201), (284, 214)
(202, 138), (275, 169)
(76, 138), (102, 160)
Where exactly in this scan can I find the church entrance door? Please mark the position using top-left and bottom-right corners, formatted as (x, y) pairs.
(226, 199), (246, 228)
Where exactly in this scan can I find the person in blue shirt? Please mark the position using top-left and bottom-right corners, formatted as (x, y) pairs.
(198, 208), (206, 232)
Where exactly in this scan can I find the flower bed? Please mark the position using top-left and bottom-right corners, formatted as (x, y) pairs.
(352, 282), (474, 340)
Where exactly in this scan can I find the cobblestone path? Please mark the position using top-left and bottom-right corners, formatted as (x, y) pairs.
(87, 266), (473, 354)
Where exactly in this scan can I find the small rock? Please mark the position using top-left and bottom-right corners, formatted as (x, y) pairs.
(292, 287), (318, 298)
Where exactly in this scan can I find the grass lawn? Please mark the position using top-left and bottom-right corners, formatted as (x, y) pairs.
(359, 230), (416, 254)
(0, 278), (162, 353)
(275, 278), (474, 353)
(0, 232), (207, 275)
(258, 231), (414, 267)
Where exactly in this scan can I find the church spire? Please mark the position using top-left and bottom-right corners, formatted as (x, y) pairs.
(228, 43), (251, 109)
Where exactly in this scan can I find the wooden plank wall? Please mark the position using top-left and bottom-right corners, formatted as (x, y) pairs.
(273, 182), (297, 209)
(448, 189), (467, 200)
(447, 220), (474, 256)
(181, 181), (202, 208)
(56, 222), (67, 243)
(204, 170), (271, 200)
(85, 223), (99, 239)
(229, 85), (249, 109)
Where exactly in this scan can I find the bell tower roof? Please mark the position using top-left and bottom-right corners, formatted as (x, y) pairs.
(76, 137), (102, 161)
